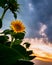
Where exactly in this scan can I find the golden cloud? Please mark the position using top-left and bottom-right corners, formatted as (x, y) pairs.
(22, 38), (52, 62)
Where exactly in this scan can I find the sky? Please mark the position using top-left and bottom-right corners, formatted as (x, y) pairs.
(22, 38), (52, 65)
(0, 0), (52, 43)
(0, 0), (52, 65)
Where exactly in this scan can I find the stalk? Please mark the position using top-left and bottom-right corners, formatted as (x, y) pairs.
(1, 6), (9, 20)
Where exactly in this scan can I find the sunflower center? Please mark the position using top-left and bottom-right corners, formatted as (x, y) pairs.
(15, 24), (21, 30)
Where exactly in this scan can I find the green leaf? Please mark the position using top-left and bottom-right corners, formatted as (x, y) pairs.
(0, 0), (7, 8)
(0, 0), (20, 20)
(27, 50), (33, 55)
(11, 11), (17, 19)
(12, 32), (25, 39)
(0, 35), (9, 44)
(0, 44), (19, 65)
(8, 0), (19, 11)
(2, 29), (13, 35)
(7, 0), (20, 19)
(13, 12), (17, 19)
(13, 39), (22, 45)
(0, 19), (2, 28)
(12, 60), (34, 65)
(27, 51), (36, 60)
(12, 45), (30, 60)
(24, 42), (30, 48)
(3, 30), (25, 39)
(28, 56), (36, 60)
(5, 42), (11, 47)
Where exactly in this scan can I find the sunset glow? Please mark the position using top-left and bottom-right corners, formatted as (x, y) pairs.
(22, 38), (52, 62)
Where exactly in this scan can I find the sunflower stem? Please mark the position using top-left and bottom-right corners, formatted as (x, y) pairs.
(10, 36), (14, 48)
(1, 6), (9, 20)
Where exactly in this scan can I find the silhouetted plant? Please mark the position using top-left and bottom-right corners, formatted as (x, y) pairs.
(0, 0), (36, 65)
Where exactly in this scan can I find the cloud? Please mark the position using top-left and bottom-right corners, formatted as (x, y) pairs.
(30, 0), (52, 42)
(0, 0), (52, 43)
(28, 3), (34, 11)
(39, 23), (47, 38)
(22, 38), (52, 62)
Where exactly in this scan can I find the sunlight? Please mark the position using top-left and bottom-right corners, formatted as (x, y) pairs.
(22, 38), (52, 62)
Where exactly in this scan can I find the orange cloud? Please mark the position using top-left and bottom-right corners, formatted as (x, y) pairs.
(22, 38), (52, 62)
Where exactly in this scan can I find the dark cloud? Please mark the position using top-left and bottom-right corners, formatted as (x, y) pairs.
(1, 0), (52, 42)
(45, 24), (52, 42)
(30, 0), (52, 42)
(31, 0), (52, 24)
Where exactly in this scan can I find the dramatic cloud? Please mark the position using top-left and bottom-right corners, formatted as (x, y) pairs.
(30, 0), (52, 42)
(0, 0), (52, 43)
(11, 0), (52, 42)
(22, 38), (52, 62)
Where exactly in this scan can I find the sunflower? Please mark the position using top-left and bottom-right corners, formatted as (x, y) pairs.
(10, 20), (25, 33)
